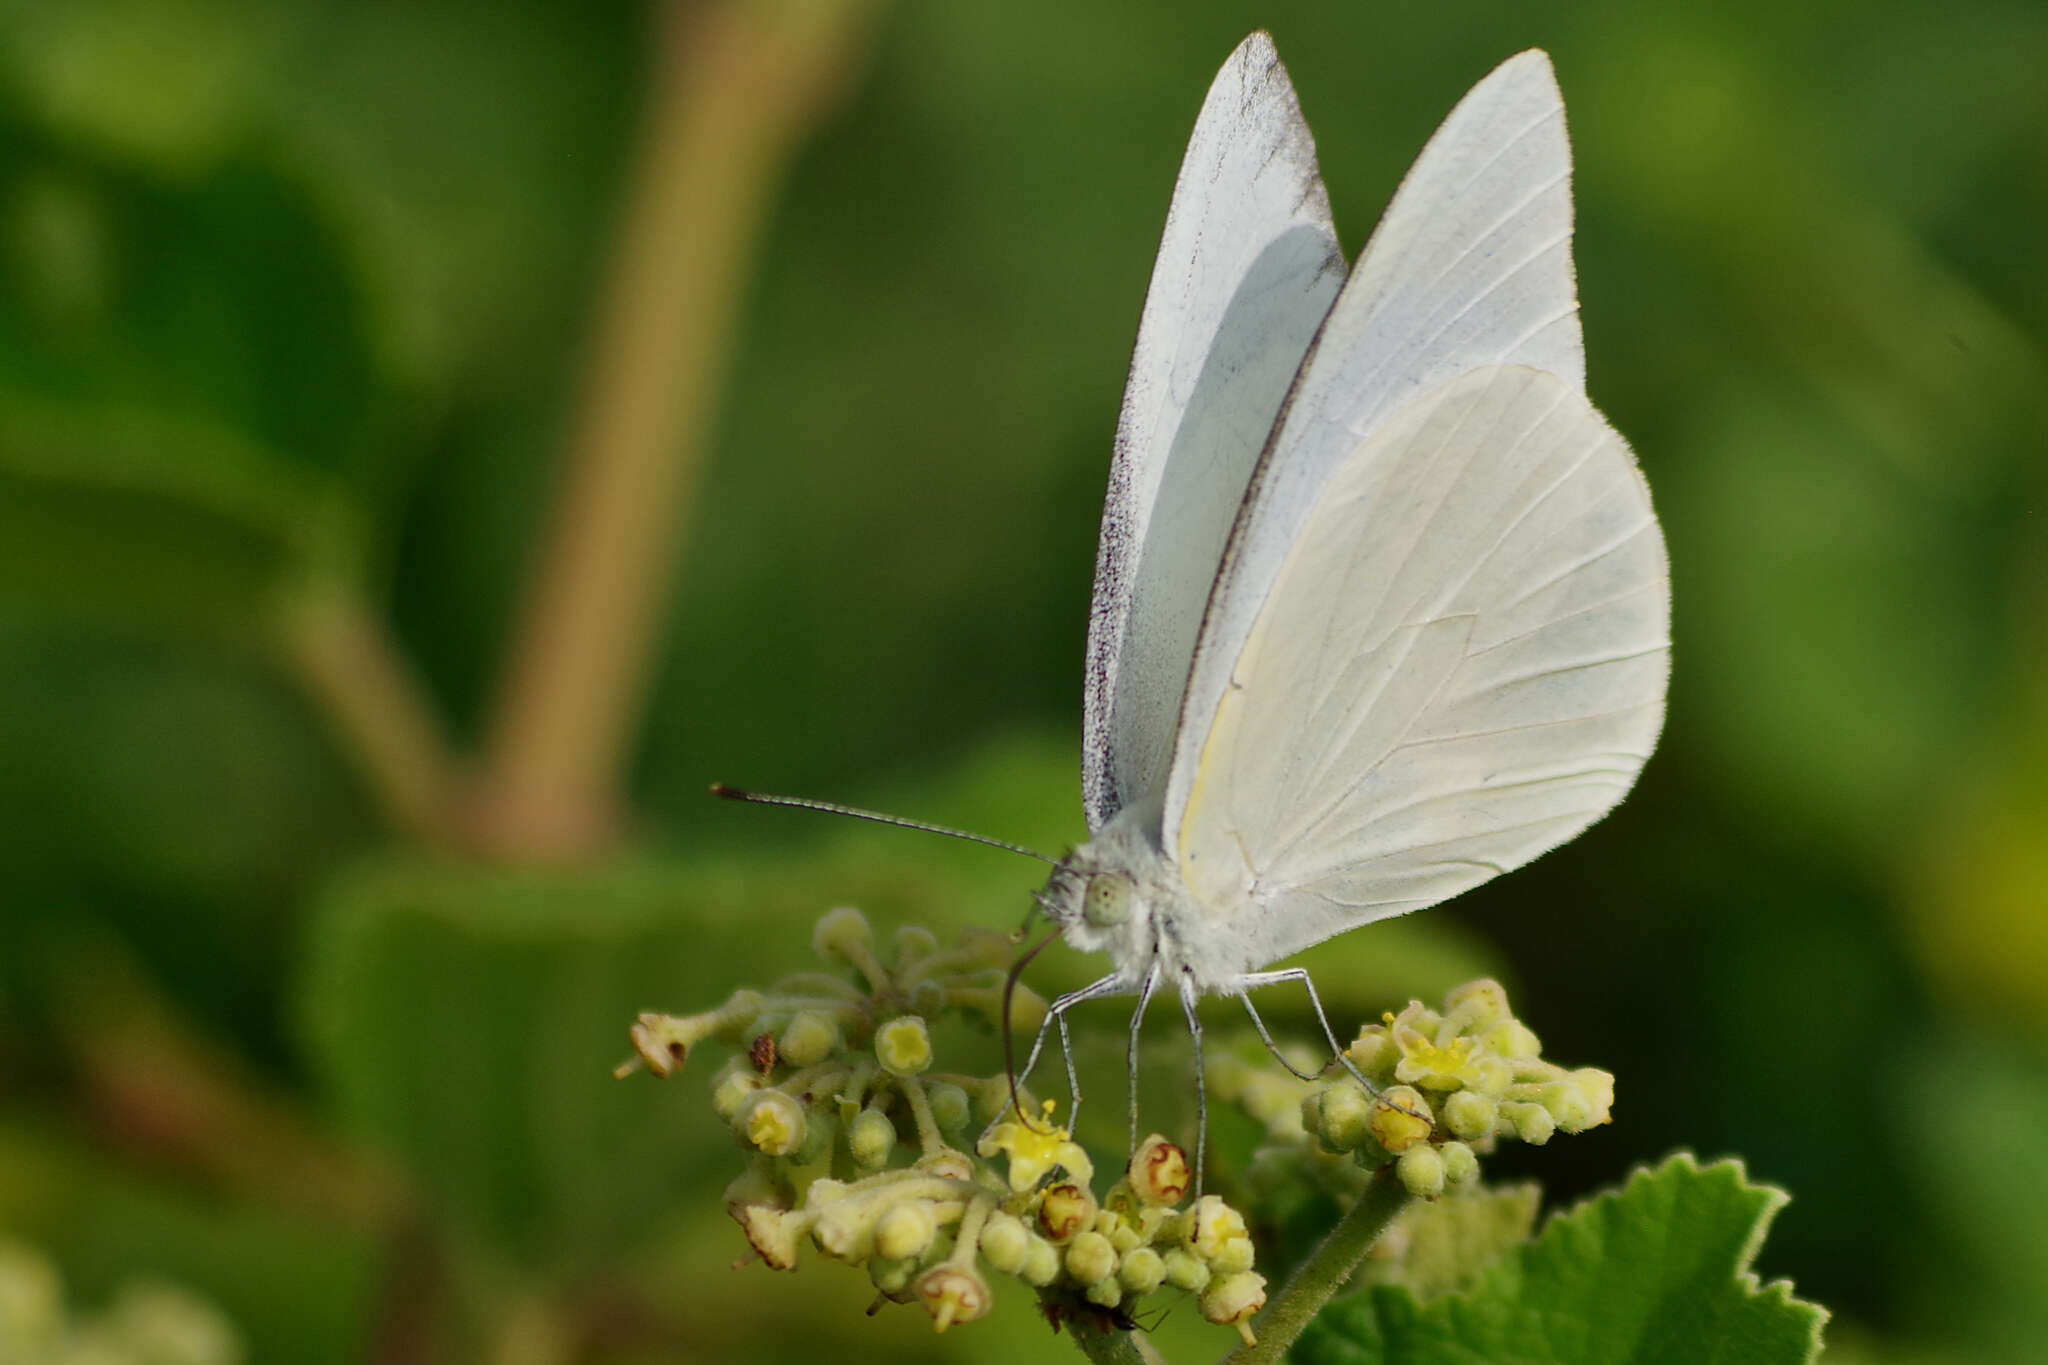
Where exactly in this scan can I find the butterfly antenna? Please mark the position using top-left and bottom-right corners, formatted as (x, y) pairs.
(1001, 926), (1064, 1133)
(710, 784), (1057, 864)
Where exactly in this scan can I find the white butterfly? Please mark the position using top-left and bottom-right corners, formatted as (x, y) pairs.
(1022, 33), (1669, 1136)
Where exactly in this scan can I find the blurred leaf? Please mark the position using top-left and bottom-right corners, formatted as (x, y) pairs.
(1298, 1154), (1826, 1365)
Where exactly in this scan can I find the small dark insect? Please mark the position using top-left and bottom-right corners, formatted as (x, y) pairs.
(1039, 1295), (1154, 1336)
(749, 1032), (778, 1076)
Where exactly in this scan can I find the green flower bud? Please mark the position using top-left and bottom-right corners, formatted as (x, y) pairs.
(1443, 978), (1512, 1031)
(1464, 1053), (1514, 1097)
(1368, 1087), (1434, 1154)
(893, 924), (939, 964)
(812, 907), (874, 963)
(1065, 1230), (1117, 1287)
(914, 1264), (990, 1333)
(1185, 1194), (1250, 1260)
(1019, 1235), (1061, 1287)
(870, 1256), (916, 1300)
(1312, 1084), (1373, 1151)
(812, 1201), (878, 1261)
(1118, 1245), (1166, 1294)
(875, 1016), (933, 1076)
(1442, 1089), (1498, 1140)
(1128, 1134), (1192, 1206)
(1482, 1018), (1542, 1059)
(1441, 1140), (1479, 1186)
(1107, 1220), (1143, 1255)
(1502, 1100), (1555, 1145)
(978, 1210), (1030, 1275)
(910, 980), (946, 1017)
(1346, 1028), (1401, 1082)
(927, 1082), (972, 1133)
(779, 1010), (841, 1067)
(1558, 1068), (1614, 1131)
(1038, 1183), (1097, 1244)
(1085, 1277), (1123, 1309)
(711, 1062), (765, 1120)
(1397, 1144), (1446, 1198)
(1162, 1246), (1211, 1293)
(917, 1148), (975, 1181)
(1201, 1271), (1268, 1346)
(738, 1090), (807, 1157)
(1210, 1236), (1255, 1274)
(848, 1107), (897, 1169)
(875, 1201), (939, 1261)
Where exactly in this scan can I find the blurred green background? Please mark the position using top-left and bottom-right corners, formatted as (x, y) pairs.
(0, 0), (2042, 1361)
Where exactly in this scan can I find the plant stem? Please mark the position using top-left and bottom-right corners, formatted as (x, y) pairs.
(472, 0), (878, 859)
(1219, 1170), (1410, 1365)
(1068, 1318), (1169, 1365)
(282, 586), (464, 846)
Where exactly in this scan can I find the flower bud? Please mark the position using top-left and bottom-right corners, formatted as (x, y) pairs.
(779, 1010), (841, 1067)
(914, 1264), (990, 1333)
(1085, 1277), (1123, 1309)
(1312, 1084), (1373, 1151)
(875, 1201), (939, 1260)
(1443, 978), (1512, 1031)
(926, 1082), (971, 1133)
(1463, 1053), (1514, 1097)
(1209, 1235), (1255, 1274)
(1185, 1194), (1249, 1260)
(1064, 1230), (1117, 1287)
(1442, 1089), (1498, 1141)
(1502, 1100), (1555, 1145)
(811, 1201), (877, 1261)
(1201, 1270), (1268, 1345)
(812, 906), (873, 963)
(1397, 1144), (1446, 1198)
(910, 980), (946, 1017)
(1368, 1087), (1434, 1154)
(1128, 1134), (1192, 1206)
(978, 1210), (1030, 1274)
(1038, 1183), (1097, 1243)
(917, 1148), (974, 1181)
(875, 1015), (933, 1076)
(738, 1090), (807, 1157)
(1558, 1068), (1614, 1131)
(1118, 1245), (1166, 1294)
(1441, 1140), (1479, 1186)
(1019, 1235), (1061, 1287)
(848, 1107), (897, 1169)
(1346, 1028), (1400, 1082)
(711, 1062), (765, 1120)
(1162, 1247), (1211, 1293)
(628, 1012), (698, 1078)
(893, 924), (939, 964)
(1481, 1018), (1542, 1059)
(869, 1256), (915, 1300)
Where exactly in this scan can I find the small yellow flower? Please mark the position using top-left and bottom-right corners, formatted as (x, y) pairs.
(976, 1100), (1093, 1192)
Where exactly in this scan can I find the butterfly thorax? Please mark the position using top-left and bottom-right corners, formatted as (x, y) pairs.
(1042, 803), (1253, 992)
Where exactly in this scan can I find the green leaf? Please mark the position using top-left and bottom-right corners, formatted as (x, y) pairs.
(1295, 1154), (1826, 1365)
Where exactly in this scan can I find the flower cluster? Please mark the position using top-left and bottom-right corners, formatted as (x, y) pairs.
(623, 908), (1268, 1341)
(0, 1240), (243, 1365)
(1221, 978), (1615, 1203)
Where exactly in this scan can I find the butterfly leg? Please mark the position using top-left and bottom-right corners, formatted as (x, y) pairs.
(1177, 967), (1207, 1197)
(1006, 970), (1130, 1137)
(1232, 966), (1383, 1097)
(1125, 961), (1162, 1161)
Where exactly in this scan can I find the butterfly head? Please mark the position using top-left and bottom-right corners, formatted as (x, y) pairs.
(1036, 814), (1174, 971)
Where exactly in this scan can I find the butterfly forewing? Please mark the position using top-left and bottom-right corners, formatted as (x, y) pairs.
(1174, 365), (1667, 973)
(1163, 50), (1586, 840)
(1083, 32), (1345, 833)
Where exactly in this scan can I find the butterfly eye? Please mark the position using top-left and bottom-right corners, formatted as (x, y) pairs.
(1083, 873), (1134, 928)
